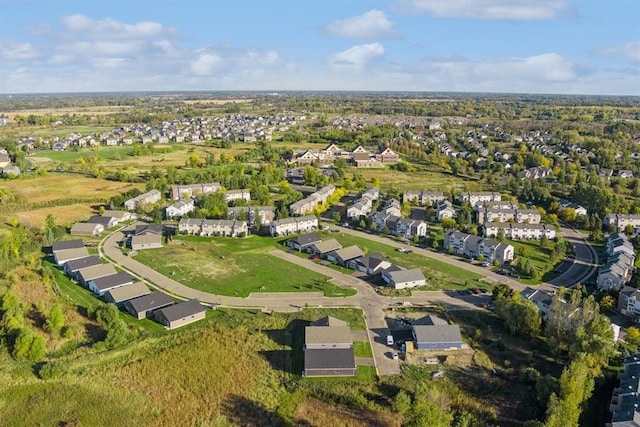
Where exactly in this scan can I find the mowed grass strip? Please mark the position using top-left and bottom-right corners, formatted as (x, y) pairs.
(133, 235), (341, 297)
(323, 231), (483, 288)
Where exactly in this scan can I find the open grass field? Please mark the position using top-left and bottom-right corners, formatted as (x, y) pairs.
(132, 235), (354, 297)
(350, 164), (486, 193)
(322, 231), (484, 289)
(14, 204), (96, 228)
(508, 239), (556, 285)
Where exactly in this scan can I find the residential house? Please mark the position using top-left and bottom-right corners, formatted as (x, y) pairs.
(77, 263), (117, 287)
(124, 292), (174, 319)
(2, 165), (20, 177)
(165, 198), (195, 218)
(102, 210), (133, 223)
(394, 218), (428, 240)
(521, 287), (554, 320)
(412, 315), (463, 350)
(347, 253), (391, 275)
(130, 224), (163, 250)
(303, 316), (356, 377)
(518, 166), (552, 180)
(88, 271), (134, 296)
(201, 219), (247, 237)
(598, 233), (636, 291)
(327, 245), (364, 266)
(124, 189), (161, 211)
(308, 239), (342, 258)
(104, 282), (151, 307)
(70, 222), (104, 237)
(444, 230), (514, 264)
(558, 199), (587, 216)
(286, 233), (322, 252)
(380, 198), (402, 216)
(403, 190), (446, 206)
(87, 215), (118, 229)
(377, 147), (400, 164)
(605, 214), (640, 232)
(154, 299), (207, 329)
(436, 200), (457, 221)
(458, 192), (501, 205)
(607, 356), (640, 426)
(382, 267), (426, 290)
(618, 170), (634, 179)
(346, 188), (378, 220)
(52, 239), (84, 252)
(178, 218), (204, 235)
(53, 247), (90, 266)
(225, 189), (251, 203)
(227, 206), (274, 226)
(64, 256), (102, 277)
(289, 185), (336, 215)
(269, 215), (318, 237)
(483, 222), (556, 240)
(618, 287), (640, 322)
(170, 182), (221, 200)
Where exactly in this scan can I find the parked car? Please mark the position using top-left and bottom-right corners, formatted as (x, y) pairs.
(482, 261), (490, 267)
(391, 352), (399, 360)
(309, 254), (319, 260)
(386, 335), (394, 346)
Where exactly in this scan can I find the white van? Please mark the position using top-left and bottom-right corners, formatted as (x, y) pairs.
(386, 335), (394, 346)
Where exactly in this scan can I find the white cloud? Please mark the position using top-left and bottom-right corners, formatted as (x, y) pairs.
(394, 0), (570, 20)
(190, 53), (224, 76)
(62, 14), (176, 39)
(325, 9), (397, 39)
(597, 41), (640, 63)
(0, 39), (39, 60)
(329, 43), (385, 70)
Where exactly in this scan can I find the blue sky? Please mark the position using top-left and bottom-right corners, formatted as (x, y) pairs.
(0, 0), (638, 95)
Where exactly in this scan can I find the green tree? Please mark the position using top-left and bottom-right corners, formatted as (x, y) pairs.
(45, 304), (65, 335)
(495, 295), (541, 338)
(545, 357), (594, 427)
(626, 326), (640, 348)
(12, 328), (46, 361)
(392, 390), (412, 415)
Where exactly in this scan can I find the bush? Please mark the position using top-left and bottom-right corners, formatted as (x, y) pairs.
(39, 361), (68, 379)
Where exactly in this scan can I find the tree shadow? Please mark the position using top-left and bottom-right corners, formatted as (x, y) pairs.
(258, 349), (291, 374)
(222, 395), (288, 427)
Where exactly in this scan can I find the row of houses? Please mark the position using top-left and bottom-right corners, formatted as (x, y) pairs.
(444, 230), (514, 265)
(50, 239), (207, 329)
(165, 188), (252, 219)
(125, 190), (162, 211)
(370, 213), (428, 240)
(269, 215), (319, 237)
(291, 143), (400, 168)
(605, 214), (640, 232)
(476, 207), (542, 225)
(178, 218), (248, 237)
(483, 222), (556, 240)
(170, 182), (221, 200)
(70, 211), (134, 237)
(402, 190), (447, 206)
(290, 185), (336, 216)
(607, 356), (640, 427)
(287, 234), (427, 290)
(598, 233), (636, 291)
(346, 187), (379, 219)
(303, 316), (356, 377)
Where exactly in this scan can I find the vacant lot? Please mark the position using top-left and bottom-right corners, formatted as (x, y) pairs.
(133, 235), (353, 297)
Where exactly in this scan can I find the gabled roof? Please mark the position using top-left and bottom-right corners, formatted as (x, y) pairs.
(312, 316), (348, 327)
(331, 245), (364, 262)
(87, 215), (114, 225)
(289, 233), (321, 247)
(385, 268), (425, 284)
(70, 222), (102, 234)
(77, 263), (117, 282)
(413, 324), (463, 344)
(135, 224), (163, 236)
(105, 282), (150, 303)
(353, 252), (387, 269)
(304, 348), (355, 370)
(132, 233), (162, 246)
(52, 239), (84, 252)
(305, 325), (353, 345)
(310, 239), (342, 254)
(65, 255), (102, 272)
(125, 292), (173, 314)
(156, 299), (206, 322)
(89, 271), (134, 292)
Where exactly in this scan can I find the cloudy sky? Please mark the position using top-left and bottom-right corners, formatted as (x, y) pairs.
(1, 0), (638, 95)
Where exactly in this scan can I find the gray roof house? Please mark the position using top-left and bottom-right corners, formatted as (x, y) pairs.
(308, 239), (342, 257)
(286, 233), (321, 251)
(52, 239), (84, 252)
(76, 263), (117, 286)
(131, 233), (163, 250)
(88, 271), (134, 296)
(124, 292), (174, 319)
(382, 267), (426, 290)
(87, 215), (118, 228)
(64, 255), (102, 276)
(154, 299), (207, 329)
(104, 282), (151, 306)
(347, 253), (391, 275)
(412, 315), (463, 350)
(303, 316), (355, 377)
(70, 222), (104, 237)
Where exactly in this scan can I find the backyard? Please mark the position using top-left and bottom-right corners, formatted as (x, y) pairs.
(133, 235), (356, 297)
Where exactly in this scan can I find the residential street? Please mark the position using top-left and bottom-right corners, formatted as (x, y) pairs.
(99, 222), (594, 377)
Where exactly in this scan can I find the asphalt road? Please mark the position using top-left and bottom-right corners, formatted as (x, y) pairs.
(548, 226), (598, 287)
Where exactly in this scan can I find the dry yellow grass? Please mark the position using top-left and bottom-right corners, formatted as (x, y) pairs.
(13, 204), (96, 228)
(4, 105), (132, 120)
(3, 175), (143, 204)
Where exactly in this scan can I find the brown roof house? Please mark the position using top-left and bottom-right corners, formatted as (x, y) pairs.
(303, 316), (356, 377)
(70, 222), (104, 237)
(53, 246), (89, 266)
(130, 224), (163, 250)
(326, 245), (364, 266)
(154, 299), (207, 329)
(104, 282), (151, 307)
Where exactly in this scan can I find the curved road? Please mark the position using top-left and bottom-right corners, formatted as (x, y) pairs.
(548, 225), (598, 287)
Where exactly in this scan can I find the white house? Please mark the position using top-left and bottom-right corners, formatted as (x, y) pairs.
(165, 198), (195, 218)
(269, 215), (318, 237)
(382, 266), (426, 290)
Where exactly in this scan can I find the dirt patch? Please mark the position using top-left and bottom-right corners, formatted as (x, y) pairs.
(294, 398), (400, 427)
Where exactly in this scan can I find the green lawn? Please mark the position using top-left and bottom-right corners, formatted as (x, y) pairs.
(133, 235), (354, 297)
(320, 231), (483, 289)
(508, 239), (557, 285)
(38, 145), (138, 162)
(353, 341), (373, 358)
